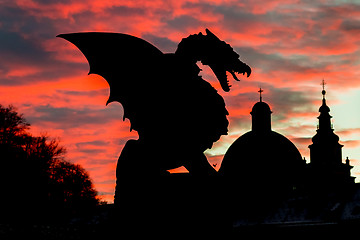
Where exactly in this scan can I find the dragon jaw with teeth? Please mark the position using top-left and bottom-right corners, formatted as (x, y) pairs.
(176, 28), (251, 92)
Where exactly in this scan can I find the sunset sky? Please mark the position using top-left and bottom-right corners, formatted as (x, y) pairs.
(2, 0), (360, 203)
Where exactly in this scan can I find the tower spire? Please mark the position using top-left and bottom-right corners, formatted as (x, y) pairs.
(321, 79), (326, 99)
(318, 80), (332, 131)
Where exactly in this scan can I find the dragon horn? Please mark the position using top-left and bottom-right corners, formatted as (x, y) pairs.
(205, 29), (221, 41)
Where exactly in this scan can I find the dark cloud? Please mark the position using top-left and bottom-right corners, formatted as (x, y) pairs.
(166, 15), (202, 31)
(0, 6), (30, 31)
(340, 19), (360, 32)
(226, 82), (316, 127)
(184, 2), (251, 23)
(84, 158), (117, 166)
(27, 104), (123, 128)
(186, 2), (299, 33)
(0, 28), (86, 86)
(142, 34), (178, 53)
(194, 1), (360, 65)
(76, 140), (110, 148)
(234, 46), (324, 74)
(113, 137), (134, 146)
(0, 3), (89, 86)
(225, 84), (316, 134)
(107, 6), (147, 17)
(0, 29), (53, 73)
(226, 89), (258, 109)
(31, 0), (79, 5)
(76, 148), (106, 154)
(268, 86), (316, 122)
(0, 4), (59, 40)
(270, 87), (313, 109)
(56, 89), (108, 97)
(316, 2), (360, 19)
(0, 31), (40, 56)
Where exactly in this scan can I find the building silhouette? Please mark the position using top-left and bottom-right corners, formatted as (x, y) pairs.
(307, 82), (355, 188)
(219, 88), (306, 218)
(219, 85), (359, 225)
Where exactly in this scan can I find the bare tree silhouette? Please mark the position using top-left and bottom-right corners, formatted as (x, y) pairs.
(0, 104), (99, 223)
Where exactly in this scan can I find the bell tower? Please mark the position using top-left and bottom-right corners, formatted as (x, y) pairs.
(308, 81), (354, 186)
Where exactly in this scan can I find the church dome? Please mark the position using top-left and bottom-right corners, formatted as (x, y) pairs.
(218, 92), (306, 218)
(219, 98), (305, 191)
(219, 130), (304, 185)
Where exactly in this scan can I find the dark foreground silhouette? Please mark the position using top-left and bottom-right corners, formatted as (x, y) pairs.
(58, 29), (251, 237)
(0, 105), (99, 226)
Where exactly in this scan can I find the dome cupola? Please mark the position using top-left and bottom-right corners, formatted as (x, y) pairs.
(250, 88), (272, 132)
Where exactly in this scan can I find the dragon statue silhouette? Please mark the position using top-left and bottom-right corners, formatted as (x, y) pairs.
(58, 29), (251, 204)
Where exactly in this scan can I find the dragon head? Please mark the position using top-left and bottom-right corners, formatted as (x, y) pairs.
(201, 29), (251, 92)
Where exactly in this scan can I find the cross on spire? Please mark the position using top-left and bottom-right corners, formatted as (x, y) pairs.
(258, 87), (264, 102)
(321, 79), (326, 98)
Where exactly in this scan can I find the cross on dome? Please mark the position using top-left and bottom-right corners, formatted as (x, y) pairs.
(258, 87), (264, 102)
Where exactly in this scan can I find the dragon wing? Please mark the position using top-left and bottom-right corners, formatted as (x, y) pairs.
(57, 32), (164, 129)
(57, 32), (163, 104)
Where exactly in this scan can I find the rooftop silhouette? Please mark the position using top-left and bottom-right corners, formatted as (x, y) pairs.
(220, 84), (357, 225)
